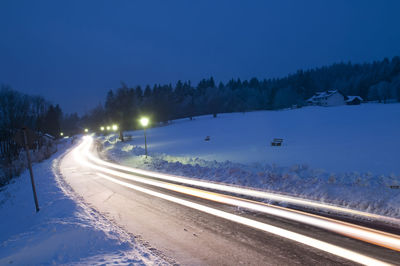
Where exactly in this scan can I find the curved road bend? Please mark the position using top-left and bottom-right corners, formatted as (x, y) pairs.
(59, 137), (400, 265)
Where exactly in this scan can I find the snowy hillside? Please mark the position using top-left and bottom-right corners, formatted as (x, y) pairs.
(108, 103), (400, 174)
(100, 103), (400, 218)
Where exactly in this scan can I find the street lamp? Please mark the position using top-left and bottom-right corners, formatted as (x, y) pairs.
(84, 128), (89, 133)
(140, 117), (149, 157)
(100, 126), (105, 131)
(60, 132), (64, 136)
(106, 126), (111, 131)
(112, 124), (118, 131)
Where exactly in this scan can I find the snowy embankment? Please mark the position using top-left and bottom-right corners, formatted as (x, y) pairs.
(100, 104), (400, 219)
(0, 140), (165, 265)
(0, 140), (57, 186)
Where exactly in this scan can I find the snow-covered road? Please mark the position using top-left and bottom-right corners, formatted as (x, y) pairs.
(59, 136), (400, 265)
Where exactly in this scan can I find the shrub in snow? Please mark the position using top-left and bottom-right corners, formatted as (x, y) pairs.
(121, 144), (134, 152)
(0, 142), (57, 187)
(124, 134), (133, 141)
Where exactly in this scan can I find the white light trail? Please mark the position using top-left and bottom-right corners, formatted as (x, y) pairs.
(83, 137), (399, 225)
(96, 172), (393, 266)
(71, 136), (400, 265)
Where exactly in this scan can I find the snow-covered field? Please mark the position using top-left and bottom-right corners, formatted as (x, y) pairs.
(0, 140), (165, 265)
(100, 103), (400, 219)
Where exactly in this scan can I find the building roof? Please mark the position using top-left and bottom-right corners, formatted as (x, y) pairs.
(307, 90), (341, 102)
(346, 96), (363, 102)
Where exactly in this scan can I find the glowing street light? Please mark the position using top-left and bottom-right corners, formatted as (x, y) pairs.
(112, 124), (118, 131)
(60, 132), (64, 136)
(140, 117), (149, 157)
(140, 117), (149, 127)
(84, 128), (89, 133)
(106, 126), (111, 131)
(100, 126), (105, 131)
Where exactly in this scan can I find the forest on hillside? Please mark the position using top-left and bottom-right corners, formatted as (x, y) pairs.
(82, 56), (400, 134)
(1, 56), (400, 183)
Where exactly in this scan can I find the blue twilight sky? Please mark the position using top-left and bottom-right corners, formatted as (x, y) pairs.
(1, 0), (400, 114)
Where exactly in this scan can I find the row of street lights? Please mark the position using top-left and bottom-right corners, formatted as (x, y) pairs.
(82, 117), (150, 158)
(99, 124), (118, 132)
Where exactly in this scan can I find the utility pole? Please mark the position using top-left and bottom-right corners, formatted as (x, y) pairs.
(22, 127), (40, 212)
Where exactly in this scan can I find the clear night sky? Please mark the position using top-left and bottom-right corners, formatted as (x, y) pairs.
(1, 0), (400, 114)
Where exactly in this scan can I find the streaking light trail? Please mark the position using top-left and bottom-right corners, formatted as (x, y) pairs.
(96, 172), (393, 266)
(84, 137), (399, 225)
(72, 136), (399, 265)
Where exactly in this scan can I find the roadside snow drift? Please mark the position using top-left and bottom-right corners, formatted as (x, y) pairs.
(100, 104), (400, 219)
(0, 141), (165, 265)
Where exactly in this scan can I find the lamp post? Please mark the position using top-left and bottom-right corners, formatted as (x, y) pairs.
(140, 117), (149, 158)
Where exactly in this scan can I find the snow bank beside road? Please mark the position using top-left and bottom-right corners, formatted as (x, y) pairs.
(100, 104), (400, 219)
(0, 138), (57, 186)
(0, 140), (165, 265)
(103, 142), (400, 219)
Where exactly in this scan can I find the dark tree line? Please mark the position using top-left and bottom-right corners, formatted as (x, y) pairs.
(0, 85), (64, 185)
(83, 56), (400, 137)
